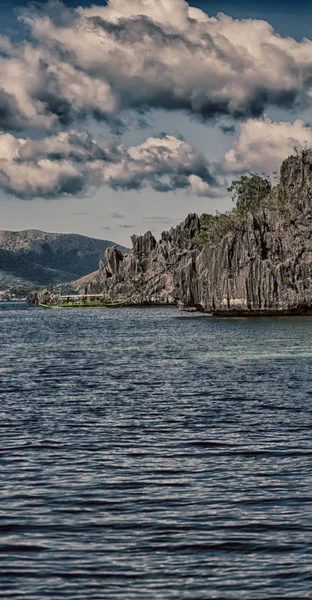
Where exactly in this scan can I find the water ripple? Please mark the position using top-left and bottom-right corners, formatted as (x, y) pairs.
(0, 304), (311, 599)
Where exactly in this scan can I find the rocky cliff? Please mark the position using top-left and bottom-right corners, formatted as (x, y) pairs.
(88, 214), (201, 305)
(176, 151), (312, 315)
(87, 148), (312, 315)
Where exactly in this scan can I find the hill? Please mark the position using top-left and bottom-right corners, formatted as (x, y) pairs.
(0, 229), (127, 294)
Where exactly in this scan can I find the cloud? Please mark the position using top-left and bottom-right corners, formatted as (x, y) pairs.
(1, 0), (312, 131)
(220, 124), (236, 136)
(0, 88), (29, 131)
(223, 116), (312, 174)
(110, 212), (125, 219)
(188, 174), (223, 198)
(142, 216), (176, 224)
(3, 0), (312, 203)
(0, 131), (217, 198)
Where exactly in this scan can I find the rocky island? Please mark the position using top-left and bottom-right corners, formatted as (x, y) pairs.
(33, 149), (312, 315)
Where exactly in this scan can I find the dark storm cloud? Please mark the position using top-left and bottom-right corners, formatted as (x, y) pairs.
(220, 124), (236, 136)
(0, 88), (28, 131)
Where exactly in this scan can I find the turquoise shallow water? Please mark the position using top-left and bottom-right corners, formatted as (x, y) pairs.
(0, 303), (311, 599)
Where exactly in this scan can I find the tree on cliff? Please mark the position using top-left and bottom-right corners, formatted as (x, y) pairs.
(228, 174), (271, 214)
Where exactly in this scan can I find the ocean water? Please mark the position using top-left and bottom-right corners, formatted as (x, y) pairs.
(0, 302), (311, 599)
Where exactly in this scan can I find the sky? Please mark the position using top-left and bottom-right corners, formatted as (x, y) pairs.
(1, 0), (312, 245)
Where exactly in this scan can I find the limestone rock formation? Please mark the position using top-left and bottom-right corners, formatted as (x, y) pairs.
(88, 214), (201, 305)
(175, 150), (312, 315)
(176, 209), (312, 315)
(88, 148), (312, 315)
(27, 288), (59, 305)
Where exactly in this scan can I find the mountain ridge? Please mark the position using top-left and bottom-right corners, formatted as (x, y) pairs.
(0, 229), (125, 252)
(0, 229), (128, 292)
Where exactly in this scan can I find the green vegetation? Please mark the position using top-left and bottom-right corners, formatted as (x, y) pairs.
(0, 270), (36, 297)
(283, 275), (291, 286)
(195, 170), (304, 247)
(269, 184), (304, 223)
(195, 212), (239, 245)
(0, 249), (79, 286)
(55, 283), (80, 295)
(195, 174), (272, 246)
(228, 174), (271, 213)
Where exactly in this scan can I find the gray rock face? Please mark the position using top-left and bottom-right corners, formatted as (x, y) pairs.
(89, 150), (312, 315)
(27, 288), (59, 305)
(175, 152), (312, 315)
(176, 210), (312, 315)
(88, 214), (200, 305)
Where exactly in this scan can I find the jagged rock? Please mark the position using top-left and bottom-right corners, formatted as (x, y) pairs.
(175, 151), (312, 315)
(88, 214), (201, 304)
(88, 149), (312, 315)
(27, 288), (59, 305)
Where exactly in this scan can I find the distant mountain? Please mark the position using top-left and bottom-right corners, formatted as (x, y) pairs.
(0, 229), (127, 292)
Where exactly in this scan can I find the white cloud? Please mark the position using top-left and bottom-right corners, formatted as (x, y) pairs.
(223, 116), (312, 173)
(2, 0), (312, 201)
(1, 0), (312, 131)
(188, 174), (222, 198)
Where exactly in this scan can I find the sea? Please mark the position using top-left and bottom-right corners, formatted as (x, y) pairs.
(1, 302), (311, 599)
